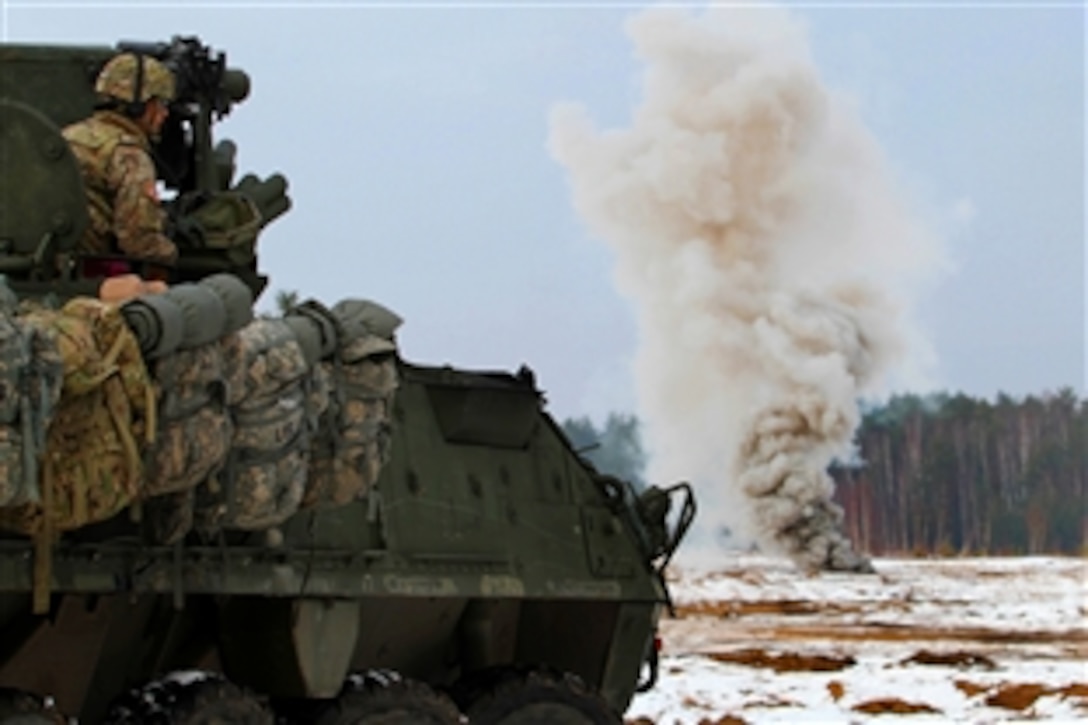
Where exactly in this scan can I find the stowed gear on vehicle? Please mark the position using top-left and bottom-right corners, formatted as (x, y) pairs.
(0, 36), (696, 724)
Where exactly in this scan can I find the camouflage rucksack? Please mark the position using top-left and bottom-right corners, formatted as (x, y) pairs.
(141, 335), (243, 545)
(0, 298), (155, 612)
(195, 319), (328, 532)
(144, 339), (235, 497)
(0, 298), (155, 537)
(305, 300), (401, 508)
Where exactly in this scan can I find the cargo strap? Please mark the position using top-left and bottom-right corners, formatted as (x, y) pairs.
(31, 330), (157, 615)
(316, 361), (389, 455)
(31, 462), (53, 615)
(223, 411), (311, 525)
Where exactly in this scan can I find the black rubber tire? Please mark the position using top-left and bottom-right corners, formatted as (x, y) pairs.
(463, 670), (619, 725)
(103, 673), (273, 725)
(315, 678), (463, 725)
(0, 688), (65, 724)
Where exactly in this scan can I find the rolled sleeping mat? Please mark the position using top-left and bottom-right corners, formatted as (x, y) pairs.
(160, 283), (228, 349)
(284, 299), (340, 363)
(199, 273), (254, 336)
(331, 299), (403, 343)
(281, 315), (323, 369)
(120, 293), (186, 359)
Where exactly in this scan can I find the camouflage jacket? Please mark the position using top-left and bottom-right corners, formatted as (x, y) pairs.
(62, 111), (178, 264)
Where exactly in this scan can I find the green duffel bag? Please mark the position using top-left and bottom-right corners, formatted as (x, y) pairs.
(173, 191), (263, 268)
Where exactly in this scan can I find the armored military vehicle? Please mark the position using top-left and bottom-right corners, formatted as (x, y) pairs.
(0, 37), (695, 724)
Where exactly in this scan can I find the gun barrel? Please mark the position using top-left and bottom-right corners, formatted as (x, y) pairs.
(116, 40), (171, 58)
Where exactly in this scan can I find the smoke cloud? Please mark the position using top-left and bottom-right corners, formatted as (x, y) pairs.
(549, 5), (945, 571)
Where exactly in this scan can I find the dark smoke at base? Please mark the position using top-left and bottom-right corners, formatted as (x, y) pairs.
(740, 399), (874, 573)
(549, 6), (943, 572)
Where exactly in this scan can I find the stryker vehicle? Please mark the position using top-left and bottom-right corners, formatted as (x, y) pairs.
(0, 37), (695, 724)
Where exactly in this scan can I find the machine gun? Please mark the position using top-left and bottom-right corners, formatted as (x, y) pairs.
(118, 36), (291, 296)
(0, 36), (289, 299)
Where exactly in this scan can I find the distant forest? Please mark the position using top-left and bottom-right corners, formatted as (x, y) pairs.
(561, 389), (1087, 556)
(561, 413), (647, 490)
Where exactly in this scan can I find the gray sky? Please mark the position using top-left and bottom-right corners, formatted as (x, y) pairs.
(3, 0), (1083, 421)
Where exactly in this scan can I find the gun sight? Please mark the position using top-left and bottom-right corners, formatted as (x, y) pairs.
(117, 36), (249, 117)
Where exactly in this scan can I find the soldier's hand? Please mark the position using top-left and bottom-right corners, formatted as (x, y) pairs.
(99, 274), (168, 303)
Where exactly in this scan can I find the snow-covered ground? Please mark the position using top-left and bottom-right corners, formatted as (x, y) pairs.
(627, 555), (1087, 724)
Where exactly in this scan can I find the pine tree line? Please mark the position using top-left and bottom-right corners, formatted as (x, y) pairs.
(834, 388), (1087, 556)
(560, 413), (647, 489)
(561, 389), (1086, 555)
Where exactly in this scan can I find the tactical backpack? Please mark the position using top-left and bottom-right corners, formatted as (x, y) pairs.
(0, 297), (155, 532)
(139, 275), (255, 498)
(141, 337), (239, 545)
(145, 341), (235, 495)
(0, 298), (155, 612)
(305, 300), (401, 507)
(195, 318), (328, 532)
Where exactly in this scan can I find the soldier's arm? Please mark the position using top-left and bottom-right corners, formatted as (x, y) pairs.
(107, 144), (179, 264)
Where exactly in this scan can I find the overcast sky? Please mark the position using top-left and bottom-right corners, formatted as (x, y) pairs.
(2, 0), (1083, 422)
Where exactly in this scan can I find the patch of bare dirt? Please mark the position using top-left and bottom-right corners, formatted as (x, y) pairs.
(1058, 683), (1088, 699)
(985, 683), (1051, 710)
(900, 649), (997, 669)
(678, 599), (834, 617)
(952, 679), (1088, 710)
(970, 568), (1027, 579)
(975, 681), (1088, 711)
(697, 717), (748, 725)
(826, 680), (845, 701)
(746, 622), (1087, 646)
(851, 698), (941, 714)
(953, 679), (991, 697)
(704, 648), (856, 673)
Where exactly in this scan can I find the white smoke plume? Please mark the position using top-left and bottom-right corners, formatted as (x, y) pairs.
(549, 5), (945, 571)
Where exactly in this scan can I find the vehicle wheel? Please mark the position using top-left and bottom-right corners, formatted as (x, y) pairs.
(103, 672), (273, 725)
(464, 669), (619, 725)
(0, 688), (65, 724)
(316, 672), (463, 725)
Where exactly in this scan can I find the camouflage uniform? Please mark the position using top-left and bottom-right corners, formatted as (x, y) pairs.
(62, 53), (178, 265)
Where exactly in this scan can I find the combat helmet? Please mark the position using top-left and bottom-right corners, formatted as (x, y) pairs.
(95, 52), (176, 109)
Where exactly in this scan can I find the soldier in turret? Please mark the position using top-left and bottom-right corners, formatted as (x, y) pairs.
(63, 52), (179, 276)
